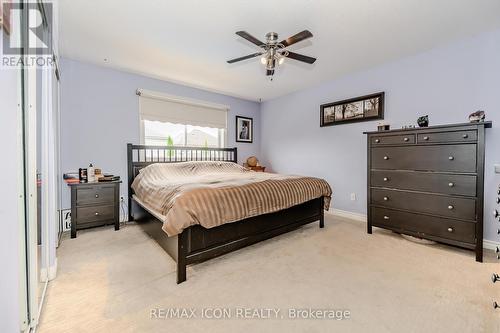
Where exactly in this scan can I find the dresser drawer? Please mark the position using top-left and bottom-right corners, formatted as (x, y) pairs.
(371, 144), (477, 172)
(370, 170), (477, 196)
(76, 205), (115, 224)
(371, 188), (476, 220)
(76, 186), (115, 205)
(417, 130), (477, 144)
(371, 134), (415, 146)
(371, 207), (476, 244)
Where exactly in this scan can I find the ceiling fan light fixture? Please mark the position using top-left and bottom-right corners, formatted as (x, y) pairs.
(266, 58), (276, 70)
(227, 30), (316, 77)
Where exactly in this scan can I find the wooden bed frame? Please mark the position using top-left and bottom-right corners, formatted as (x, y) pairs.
(127, 144), (325, 283)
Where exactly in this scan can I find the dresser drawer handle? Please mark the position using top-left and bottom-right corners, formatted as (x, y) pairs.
(496, 247), (499, 254)
(448, 205), (454, 210)
(95, 212), (99, 216)
(494, 209), (499, 218)
(448, 182), (455, 187)
(374, 139), (380, 143)
(383, 156), (389, 160)
(383, 196), (389, 201)
(423, 136), (429, 141)
(448, 156), (454, 161)
(383, 177), (389, 182)
(383, 215), (390, 220)
(494, 301), (499, 310)
(462, 134), (468, 139)
(403, 137), (409, 142)
(95, 194), (99, 198)
(492, 273), (500, 283)
(447, 227), (453, 233)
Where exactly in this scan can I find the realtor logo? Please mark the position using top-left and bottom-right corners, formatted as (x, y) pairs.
(2, 1), (53, 68)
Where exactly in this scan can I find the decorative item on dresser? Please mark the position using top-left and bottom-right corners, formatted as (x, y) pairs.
(364, 121), (492, 262)
(417, 115), (429, 127)
(377, 122), (390, 131)
(68, 180), (121, 238)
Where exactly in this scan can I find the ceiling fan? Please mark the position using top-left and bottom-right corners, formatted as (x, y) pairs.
(227, 30), (316, 78)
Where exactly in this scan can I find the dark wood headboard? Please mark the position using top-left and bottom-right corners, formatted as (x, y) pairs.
(126, 143), (238, 219)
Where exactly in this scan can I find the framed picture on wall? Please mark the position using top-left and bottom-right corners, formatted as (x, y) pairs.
(236, 116), (253, 143)
(320, 92), (384, 127)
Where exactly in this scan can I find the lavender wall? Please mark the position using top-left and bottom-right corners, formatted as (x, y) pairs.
(60, 59), (261, 209)
(260, 29), (500, 243)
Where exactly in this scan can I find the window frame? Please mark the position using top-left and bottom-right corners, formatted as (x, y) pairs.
(140, 119), (227, 148)
(137, 89), (229, 148)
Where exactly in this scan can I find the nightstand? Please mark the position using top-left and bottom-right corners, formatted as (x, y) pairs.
(68, 180), (121, 238)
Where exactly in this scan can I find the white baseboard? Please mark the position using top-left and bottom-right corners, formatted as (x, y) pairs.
(326, 208), (500, 250)
(483, 239), (500, 251)
(40, 259), (58, 282)
(48, 258), (58, 280)
(39, 267), (47, 282)
(326, 208), (367, 223)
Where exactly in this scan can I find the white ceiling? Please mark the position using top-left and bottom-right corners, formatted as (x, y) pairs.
(59, 0), (500, 102)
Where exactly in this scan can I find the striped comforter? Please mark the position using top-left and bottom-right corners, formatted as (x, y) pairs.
(131, 161), (332, 236)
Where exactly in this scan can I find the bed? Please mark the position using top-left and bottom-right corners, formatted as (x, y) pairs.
(127, 144), (332, 283)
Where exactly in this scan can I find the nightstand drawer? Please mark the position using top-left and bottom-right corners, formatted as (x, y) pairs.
(76, 205), (115, 224)
(76, 186), (115, 205)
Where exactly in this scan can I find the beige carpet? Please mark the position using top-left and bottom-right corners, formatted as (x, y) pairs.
(38, 215), (499, 333)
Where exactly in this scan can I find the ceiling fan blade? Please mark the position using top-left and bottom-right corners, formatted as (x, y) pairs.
(266, 69), (274, 76)
(280, 30), (313, 47)
(283, 51), (316, 64)
(235, 31), (265, 47)
(227, 52), (263, 64)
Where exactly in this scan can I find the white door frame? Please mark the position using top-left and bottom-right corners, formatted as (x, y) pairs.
(26, 50), (39, 329)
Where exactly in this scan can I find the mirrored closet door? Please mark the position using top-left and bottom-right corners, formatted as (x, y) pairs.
(19, 0), (60, 329)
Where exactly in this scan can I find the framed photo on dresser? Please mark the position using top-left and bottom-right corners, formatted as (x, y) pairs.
(236, 116), (253, 143)
(320, 92), (384, 127)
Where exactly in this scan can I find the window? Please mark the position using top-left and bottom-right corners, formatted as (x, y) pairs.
(138, 89), (228, 148)
(144, 121), (226, 148)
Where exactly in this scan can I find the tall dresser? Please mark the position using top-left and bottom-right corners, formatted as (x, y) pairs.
(364, 122), (491, 262)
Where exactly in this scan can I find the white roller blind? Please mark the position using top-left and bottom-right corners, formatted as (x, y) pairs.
(138, 89), (228, 129)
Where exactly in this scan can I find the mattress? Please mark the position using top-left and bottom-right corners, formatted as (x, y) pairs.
(131, 161), (332, 236)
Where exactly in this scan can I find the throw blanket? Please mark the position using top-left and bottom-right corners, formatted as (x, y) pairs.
(131, 161), (332, 236)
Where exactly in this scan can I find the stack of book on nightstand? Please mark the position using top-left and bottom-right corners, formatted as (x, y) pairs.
(99, 174), (121, 182)
(63, 172), (80, 184)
